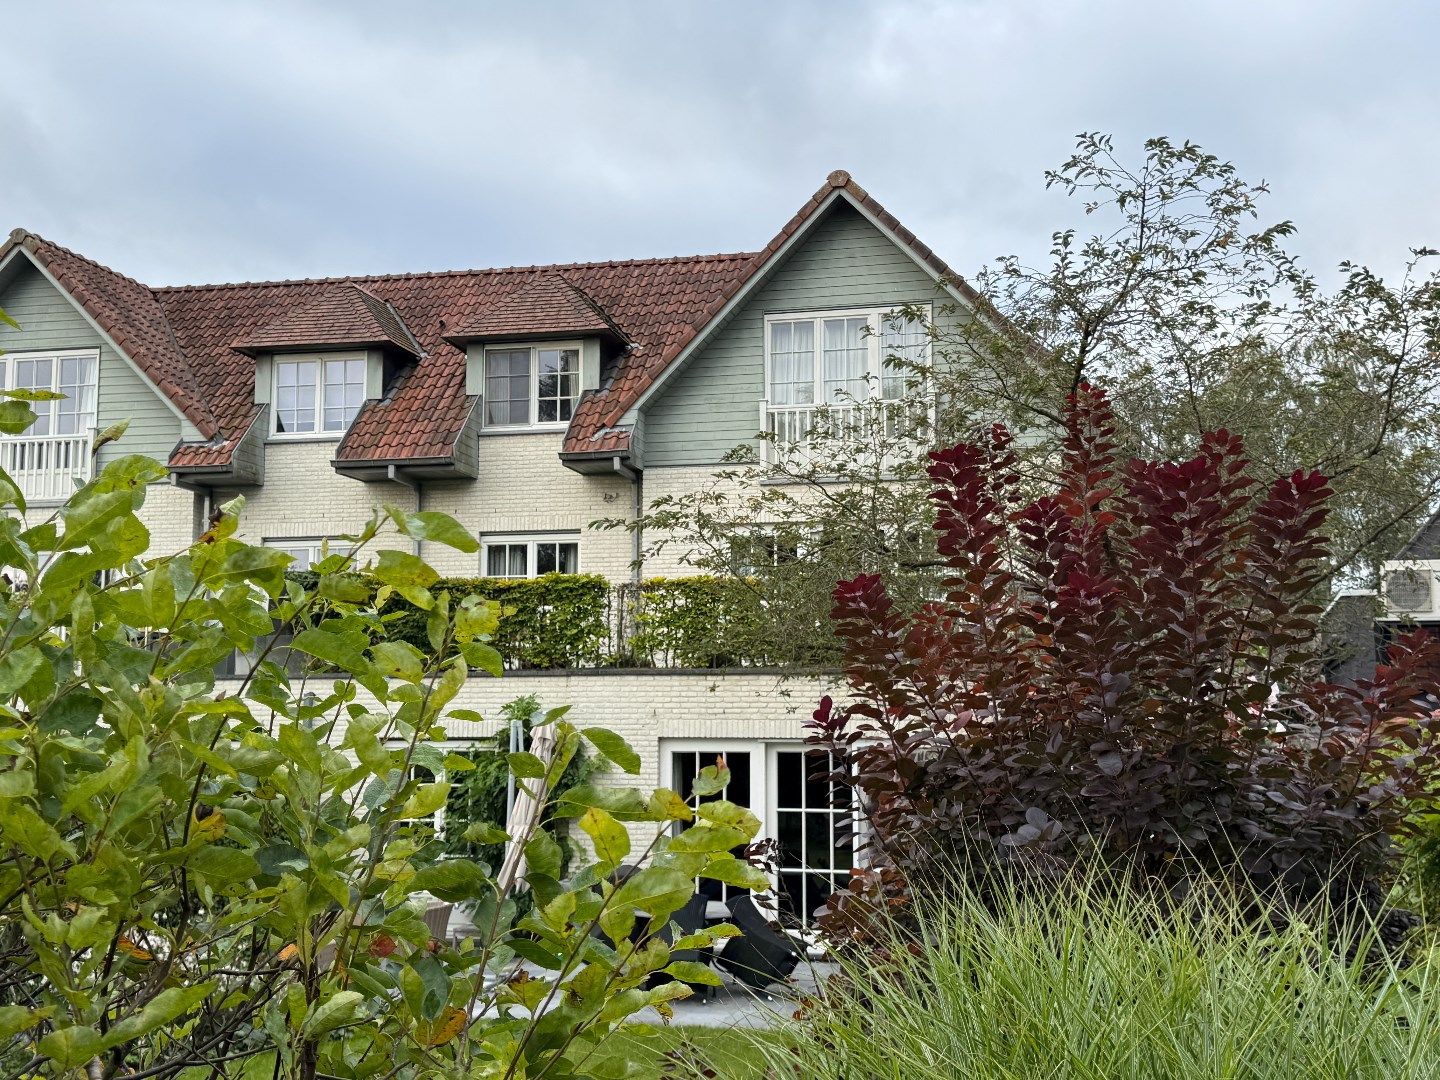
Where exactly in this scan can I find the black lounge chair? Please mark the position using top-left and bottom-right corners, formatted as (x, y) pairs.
(715, 895), (799, 990)
(647, 891), (715, 994)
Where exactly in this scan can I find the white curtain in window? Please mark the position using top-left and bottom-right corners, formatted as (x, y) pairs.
(768, 320), (815, 406)
(821, 317), (868, 401)
(880, 315), (928, 400)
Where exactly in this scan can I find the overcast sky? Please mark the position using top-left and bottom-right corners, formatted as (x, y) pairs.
(3, 1), (1437, 289)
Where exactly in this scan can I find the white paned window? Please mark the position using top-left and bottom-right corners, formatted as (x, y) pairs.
(273, 355), (366, 436)
(0, 349), (99, 438)
(765, 307), (930, 406)
(483, 345), (580, 429)
(266, 538), (353, 571)
(481, 535), (580, 578)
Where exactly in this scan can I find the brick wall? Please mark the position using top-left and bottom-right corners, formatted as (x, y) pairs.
(214, 667), (845, 850)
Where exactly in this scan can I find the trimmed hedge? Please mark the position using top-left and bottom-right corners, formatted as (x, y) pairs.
(384, 573), (611, 669)
(281, 569), (837, 670)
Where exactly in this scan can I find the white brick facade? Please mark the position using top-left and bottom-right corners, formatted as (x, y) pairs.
(216, 668), (847, 851)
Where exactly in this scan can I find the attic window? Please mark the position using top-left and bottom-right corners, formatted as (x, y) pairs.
(483, 345), (579, 429)
(272, 354), (366, 436)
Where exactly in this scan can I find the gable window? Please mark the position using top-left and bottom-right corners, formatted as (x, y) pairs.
(481, 534), (579, 578)
(483, 345), (579, 429)
(763, 308), (930, 464)
(765, 307), (929, 408)
(0, 349), (99, 502)
(272, 354), (366, 436)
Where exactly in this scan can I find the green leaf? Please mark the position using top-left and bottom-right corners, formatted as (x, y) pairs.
(666, 824), (748, 854)
(0, 770), (36, 798)
(105, 984), (216, 1046)
(0, 399), (38, 436)
(373, 549), (440, 589)
(0, 647), (43, 698)
(410, 860), (491, 903)
(663, 960), (723, 986)
(39, 1026), (105, 1069)
(695, 800), (761, 838)
(690, 763), (731, 798)
(579, 807), (631, 870)
(188, 846), (261, 883)
(459, 640), (504, 677)
(582, 727), (641, 774)
(370, 640), (425, 683)
(0, 1004), (51, 1041)
(507, 751), (546, 780)
(524, 830), (563, 881)
(384, 508), (479, 553)
(290, 626), (371, 674)
(610, 866), (693, 927)
(400, 781), (450, 819)
(408, 953), (451, 1021)
(303, 990), (366, 1036)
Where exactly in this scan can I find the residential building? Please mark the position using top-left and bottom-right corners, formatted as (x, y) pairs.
(0, 171), (977, 922)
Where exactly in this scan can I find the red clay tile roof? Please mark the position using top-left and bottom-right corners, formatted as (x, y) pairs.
(560, 170), (979, 456)
(232, 282), (422, 357)
(4, 171), (972, 468)
(444, 272), (626, 344)
(152, 252), (758, 465)
(3, 229), (219, 437)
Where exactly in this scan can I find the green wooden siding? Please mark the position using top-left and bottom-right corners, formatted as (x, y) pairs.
(0, 262), (192, 464)
(640, 202), (958, 466)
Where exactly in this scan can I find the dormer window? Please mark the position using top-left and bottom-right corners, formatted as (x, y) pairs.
(483, 345), (579, 429)
(272, 353), (366, 436)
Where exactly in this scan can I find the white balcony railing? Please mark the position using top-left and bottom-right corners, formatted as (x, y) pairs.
(760, 399), (925, 471)
(0, 434), (93, 502)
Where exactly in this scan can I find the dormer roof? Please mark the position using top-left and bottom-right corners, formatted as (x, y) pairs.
(443, 272), (627, 345)
(231, 282), (422, 358)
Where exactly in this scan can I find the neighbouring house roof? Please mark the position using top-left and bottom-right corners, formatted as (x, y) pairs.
(232, 282), (423, 358)
(0, 171), (972, 469)
(443, 271), (627, 344)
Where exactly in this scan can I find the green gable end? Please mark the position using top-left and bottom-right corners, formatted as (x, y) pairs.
(639, 201), (954, 467)
(0, 260), (196, 465)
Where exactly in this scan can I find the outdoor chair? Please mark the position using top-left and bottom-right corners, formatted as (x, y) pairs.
(714, 894), (799, 990)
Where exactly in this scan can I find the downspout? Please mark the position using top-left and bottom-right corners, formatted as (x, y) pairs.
(386, 465), (424, 556)
(169, 474), (214, 539)
(610, 455), (642, 586)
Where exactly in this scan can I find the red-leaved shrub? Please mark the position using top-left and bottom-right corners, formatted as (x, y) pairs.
(811, 386), (1440, 919)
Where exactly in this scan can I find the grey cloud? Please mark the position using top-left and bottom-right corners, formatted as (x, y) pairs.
(1, 0), (1436, 287)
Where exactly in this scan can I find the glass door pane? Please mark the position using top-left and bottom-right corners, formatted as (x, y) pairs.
(772, 748), (851, 927)
(671, 748), (752, 903)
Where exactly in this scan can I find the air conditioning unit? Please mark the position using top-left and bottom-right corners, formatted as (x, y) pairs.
(1382, 560), (1440, 618)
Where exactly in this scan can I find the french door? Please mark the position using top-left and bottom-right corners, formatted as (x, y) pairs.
(661, 740), (855, 926)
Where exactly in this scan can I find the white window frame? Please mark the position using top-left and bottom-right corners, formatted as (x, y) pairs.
(762, 305), (931, 409)
(0, 347), (100, 437)
(480, 533), (581, 578)
(269, 352), (367, 439)
(480, 341), (582, 432)
(264, 537), (354, 571)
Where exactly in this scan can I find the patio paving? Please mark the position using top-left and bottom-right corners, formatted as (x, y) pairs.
(632, 960), (836, 1029)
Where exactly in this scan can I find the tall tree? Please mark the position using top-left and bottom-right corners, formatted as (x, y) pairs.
(613, 134), (1440, 658)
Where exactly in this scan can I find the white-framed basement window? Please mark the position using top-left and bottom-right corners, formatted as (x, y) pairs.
(265, 537), (353, 571)
(272, 353), (366, 437)
(481, 534), (580, 578)
(482, 344), (580, 430)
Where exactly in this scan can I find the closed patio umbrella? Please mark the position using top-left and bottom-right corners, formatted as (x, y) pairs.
(496, 720), (556, 897)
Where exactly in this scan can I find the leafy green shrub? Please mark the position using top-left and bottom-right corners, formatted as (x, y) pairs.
(768, 872), (1440, 1080)
(0, 405), (767, 1079)
(435, 695), (597, 873)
